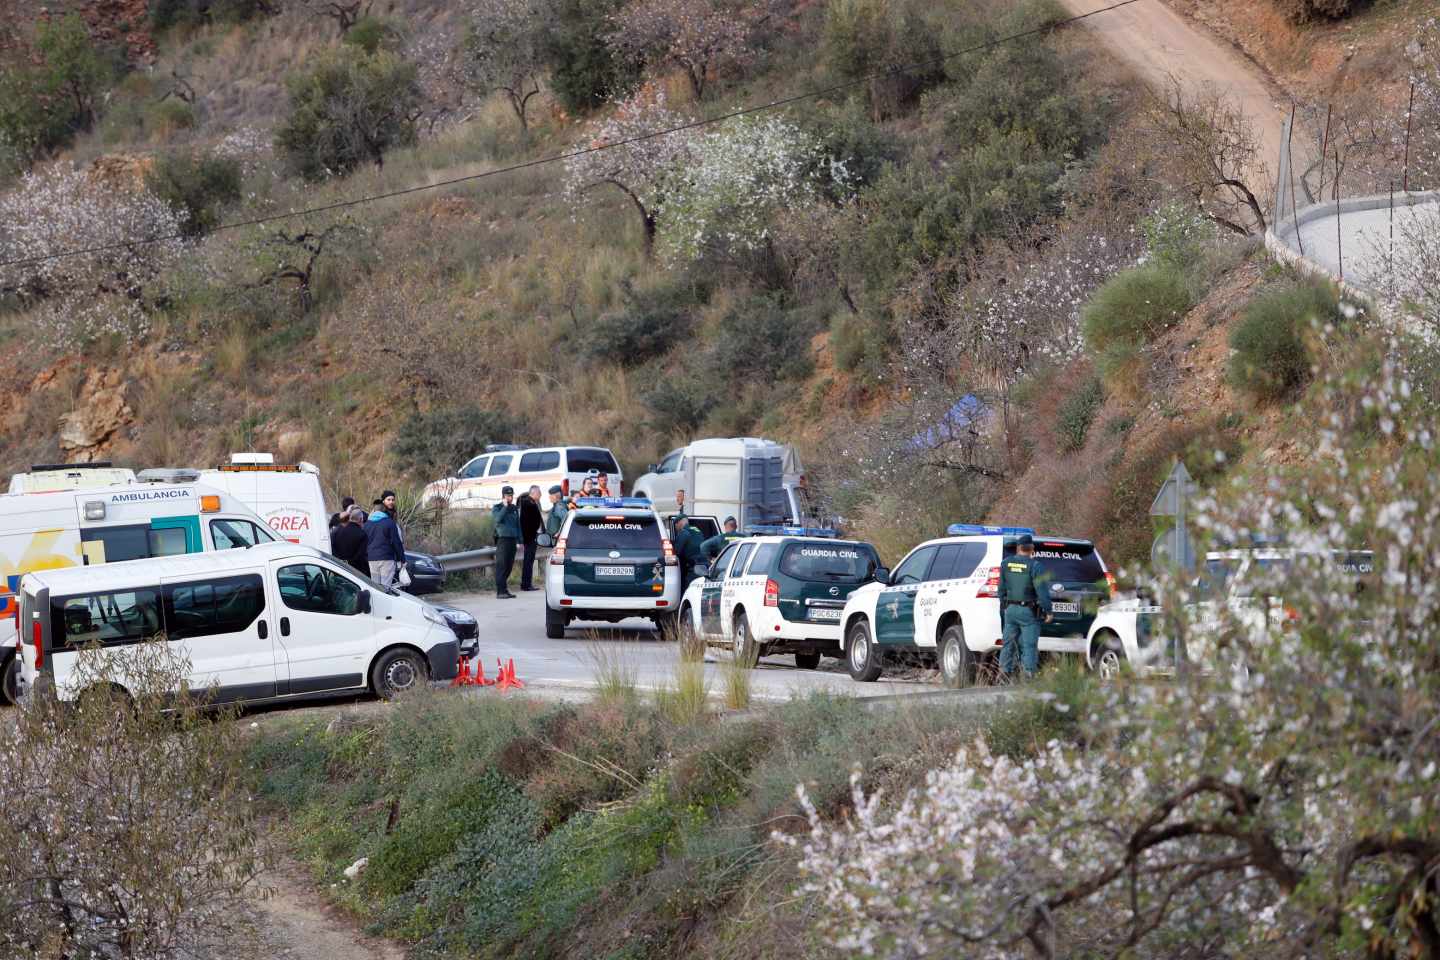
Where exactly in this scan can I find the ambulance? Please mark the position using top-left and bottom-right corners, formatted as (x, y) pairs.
(0, 482), (276, 702)
(140, 453), (330, 551)
(8, 462), (137, 494)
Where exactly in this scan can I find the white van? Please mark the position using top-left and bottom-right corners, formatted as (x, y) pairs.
(421, 446), (623, 512)
(0, 483), (278, 703)
(8, 462), (137, 494)
(141, 454), (329, 551)
(15, 541), (461, 706)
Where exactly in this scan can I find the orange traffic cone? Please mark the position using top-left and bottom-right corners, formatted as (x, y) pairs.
(451, 656), (472, 687)
(472, 657), (495, 687)
(496, 658), (525, 690)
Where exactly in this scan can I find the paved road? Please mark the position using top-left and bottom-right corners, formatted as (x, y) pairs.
(441, 589), (944, 701)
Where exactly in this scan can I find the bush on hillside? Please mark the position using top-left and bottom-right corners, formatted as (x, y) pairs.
(805, 103), (901, 196)
(274, 46), (421, 181)
(1081, 263), (1192, 356)
(146, 149), (243, 237)
(582, 282), (695, 365)
(544, 0), (638, 113)
(823, 0), (943, 120)
(149, 0), (276, 30)
(643, 377), (714, 436)
(342, 16), (407, 55)
(1056, 375), (1104, 454)
(0, 15), (118, 171)
(390, 406), (530, 479)
(713, 295), (820, 382)
(1268, 0), (1361, 22)
(1228, 280), (1341, 401)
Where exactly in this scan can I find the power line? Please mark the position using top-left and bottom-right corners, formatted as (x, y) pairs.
(0, 0), (1143, 270)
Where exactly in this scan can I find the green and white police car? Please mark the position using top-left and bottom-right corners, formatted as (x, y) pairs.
(545, 497), (681, 638)
(838, 524), (1114, 685)
(677, 527), (883, 669)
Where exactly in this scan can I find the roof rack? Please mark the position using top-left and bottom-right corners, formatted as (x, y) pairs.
(28, 462), (114, 471)
(574, 496), (652, 509)
(946, 523), (1035, 537)
(745, 525), (839, 538)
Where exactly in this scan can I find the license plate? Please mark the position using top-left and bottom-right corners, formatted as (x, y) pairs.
(1052, 601), (1079, 614)
(596, 565), (634, 578)
(808, 608), (842, 622)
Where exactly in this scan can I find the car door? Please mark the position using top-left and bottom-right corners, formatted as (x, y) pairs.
(700, 543), (740, 636)
(874, 545), (939, 646)
(268, 559), (374, 694)
(719, 541), (757, 641)
(160, 574), (278, 702)
(913, 543), (978, 648)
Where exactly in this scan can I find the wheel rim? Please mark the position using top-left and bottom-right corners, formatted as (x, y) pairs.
(1098, 649), (1122, 680)
(850, 632), (868, 670)
(385, 658), (418, 692)
(943, 639), (962, 678)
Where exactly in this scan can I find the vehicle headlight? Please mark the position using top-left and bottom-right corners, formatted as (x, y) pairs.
(422, 605), (447, 627)
(441, 609), (475, 626)
(412, 557), (441, 573)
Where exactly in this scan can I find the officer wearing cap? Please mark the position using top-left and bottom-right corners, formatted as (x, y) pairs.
(545, 484), (568, 540)
(701, 516), (741, 561)
(997, 533), (1052, 678)
(491, 485), (521, 599)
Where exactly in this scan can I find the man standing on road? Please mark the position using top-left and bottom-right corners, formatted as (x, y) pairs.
(330, 506), (368, 575)
(997, 534), (1053, 679)
(365, 490), (405, 586)
(492, 486), (521, 599)
(518, 484), (543, 592)
(701, 516), (741, 560)
(673, 515), (706, 594)
(545, 485), (568, 540)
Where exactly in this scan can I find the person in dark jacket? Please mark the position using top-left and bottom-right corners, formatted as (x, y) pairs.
(366, 490), (406, 586)
(328, 496), (356, 530)
(330, 506), (368, 574)
(673, 516), (707, 594)
(492, 486), (521, 599)
(701, 517), (741, 560)
(518, 484), (544, 592)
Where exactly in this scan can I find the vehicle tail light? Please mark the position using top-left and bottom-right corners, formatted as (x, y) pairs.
(764, 579), (779, 607)
(1284, 605), (1300, 624)
(662, 538), (677, 566)
(1105, 571), (1118, 597)
(550, 536), (567, 565)
(977, 566), (1000, 599)
(31, 616), (43, 669)
(561, 478), (570, 496)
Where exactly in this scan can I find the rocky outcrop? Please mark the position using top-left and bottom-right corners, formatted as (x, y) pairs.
(58, 369), (133, 458)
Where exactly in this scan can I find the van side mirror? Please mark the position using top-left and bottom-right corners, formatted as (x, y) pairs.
(694, 561), (710, 577)
(358, 590), (372, 614)
(873, 566), (891, 585)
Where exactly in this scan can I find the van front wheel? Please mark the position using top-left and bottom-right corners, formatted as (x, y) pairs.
(372, 648), (429, 700)
(1, 654), (17, 705)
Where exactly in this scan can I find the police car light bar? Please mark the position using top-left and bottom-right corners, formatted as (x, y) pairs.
(946, 523), (1036, 537)
(745, 525), (839, 538)
(574, 496), (652, 508)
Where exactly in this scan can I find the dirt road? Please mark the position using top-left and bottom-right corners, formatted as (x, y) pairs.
(1059, 0), (1292, 171)
(250, 861), (405, 960)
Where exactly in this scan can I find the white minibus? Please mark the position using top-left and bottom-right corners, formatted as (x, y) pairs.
(16, 542), (461, 706)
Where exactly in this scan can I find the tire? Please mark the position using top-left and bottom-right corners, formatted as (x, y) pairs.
(733, 611), (759, 668)
(1, 654), (17, 705)
(845, 620), (883, 682)
(938, 624), (974, 688)
(1090, 631), (1126, 681)
(794, 651), (821, 670)
(371, 648), (429, 700)
(678, 604), (704, 659)
(545, 606), (567, 640)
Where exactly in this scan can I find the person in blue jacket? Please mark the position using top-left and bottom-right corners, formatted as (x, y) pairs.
(366, 490), (406, 587)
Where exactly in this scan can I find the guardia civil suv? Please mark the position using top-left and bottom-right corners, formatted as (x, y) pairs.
(838, 524), (1113, 685)
(677, 528), (882, 669)
(545, 497), (681, 638)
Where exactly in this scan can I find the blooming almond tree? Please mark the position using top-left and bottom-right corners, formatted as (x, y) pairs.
(562, 88), (696, 258)
(458, 0), (555, 135)
(789, 343), (1440, 958)
(606, 0), (777, 101)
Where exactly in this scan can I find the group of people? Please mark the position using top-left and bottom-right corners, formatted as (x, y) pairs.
(669, 487), (743, 593)
(488, 469), (613, 599)
(328, 491), (407, 587)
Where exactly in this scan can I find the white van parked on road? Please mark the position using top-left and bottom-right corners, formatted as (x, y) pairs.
(15, 541), (461, 707)
(421, 446), (623, 513)
(0, 482), (277, 703)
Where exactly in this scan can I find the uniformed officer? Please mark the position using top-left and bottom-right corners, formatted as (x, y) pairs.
(545, 484), (568, 540)
(997, 533), (1053, 678)
(491, 486), (521, 599)
(673, 515), (706, 592)
(701, 516), (741, 560)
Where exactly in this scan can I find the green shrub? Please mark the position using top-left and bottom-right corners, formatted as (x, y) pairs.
(713, 295), (820, 382)
(343, 16), (406, 55)
(0, 15), (118, 169)
(146, 150), (243, 236)
(144, 98), (197, 139)
(274, 46), (421, 181)
(1140, 201), (1216, 275)
(1268, 0), (1361, 23)
(1056, 376), (1104, 453)
(149, 0), (274, 30)
(1228, 281), (1340, 400)
(806, 103), (901, 195)
(543, 0), (638, 113)
(830, 310), (890, 384)
(642, 378), (714, 436)
(583, 282), (695, 365)
(390, 406), (529, 479)
(823, 0), (943, 119)
(1082, 263), (1192, 364)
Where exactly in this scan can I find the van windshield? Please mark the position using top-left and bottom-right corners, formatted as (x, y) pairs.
(779, 542), (876, 582)
(569, 516), (658, 551)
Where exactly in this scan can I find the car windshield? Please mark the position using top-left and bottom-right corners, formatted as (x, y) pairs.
(1009, 541), (1105, 584)
(569, 515), (659, 550)
(779, 542), (876, 582)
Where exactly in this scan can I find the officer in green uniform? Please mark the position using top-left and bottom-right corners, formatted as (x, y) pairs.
(700, 516), (741, 560)
(491, 486), (522, 599)
(545, 485), (568, 539)
(997, 534), (1053, 678)
(673, 515), (706, 593)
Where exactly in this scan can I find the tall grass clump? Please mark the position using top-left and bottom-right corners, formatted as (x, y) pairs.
(1081, 263), (1192, 394)
(1056, 375), (1104, 453)
(1228, 279), (1344, 401)
(585, 640), (639, 707)
(658, 659), (710, 724)
(721, 653), (753, 710)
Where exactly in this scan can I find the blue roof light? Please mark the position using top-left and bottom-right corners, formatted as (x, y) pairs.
(575, 496), (653, 509)
(745, 525), (840, 538)
(946, 523), (1036, 537)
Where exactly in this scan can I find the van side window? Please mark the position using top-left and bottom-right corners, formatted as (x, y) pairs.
(927, 543), (985, 582)
(278, 563), (363, 616)
(519, 451), (561, 472)
(51, 589), (162, 652)
(487, 455), (513, 476)
(729, 543), (756, 579)
(210, 519), (270, 550)
(163, 575), (265, 641)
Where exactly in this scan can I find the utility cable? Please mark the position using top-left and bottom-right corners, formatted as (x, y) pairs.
(0, 0), (1142, 270)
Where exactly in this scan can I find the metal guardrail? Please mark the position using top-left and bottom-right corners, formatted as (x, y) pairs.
(436, 546), (551, 575)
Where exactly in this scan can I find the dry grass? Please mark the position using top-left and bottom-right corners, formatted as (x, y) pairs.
(657, 658), (710, 724)
(721, 654), (753, 711)
(214, 327), (252, 383)
(584, 641), (641, 707)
